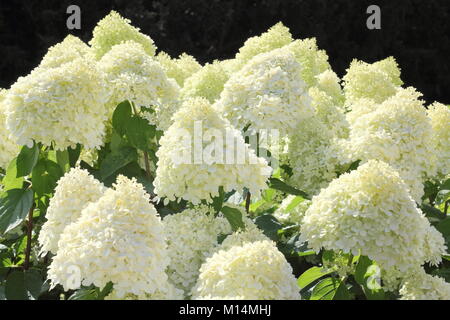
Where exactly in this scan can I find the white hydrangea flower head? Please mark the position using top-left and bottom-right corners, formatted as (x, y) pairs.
(284, 38), (331, 88)
(345, 87), (436, 201)
(181, 61), (229, 103)
(427, 102), (450, 178)
(309, 87), (349, 139)
(154, 97), (271, 204)
(156, 51), (202, 86)
(315, 69), (345, 107)
(300, 160), (447, 277)
(98, 41), (180, 131)
(233, 22), (293, 71)
(38, 168), (106, 255)
(287, 116), (344, 195)
(5, 58), (109, 150)
(274, 195), (311, 224)
(192, 240), (301, 300)
(343, 57), (403, 106)
(0, 89), (19, 169)
(163, 205), (231, 295)
(399, 268), (450, 300)
(38, 35), (92, 70)
(216, 47), (313, 135)
(47, 176), (174, 299)
(90, 11), (156, 60)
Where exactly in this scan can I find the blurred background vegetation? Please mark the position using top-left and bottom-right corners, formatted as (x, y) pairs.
(0, 0), (449, 104)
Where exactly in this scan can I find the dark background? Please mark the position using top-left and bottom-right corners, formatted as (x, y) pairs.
(0, 0), (449, 104)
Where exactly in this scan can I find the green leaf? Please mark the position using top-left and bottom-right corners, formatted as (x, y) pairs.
(2, 159), (23, 190)
(125, 115), (156, 152)
(310, 277), (348, 300)
(112, 101), (132, 136)
(221, 206), (245, 232)
(436, 217), (450, 236)
(68, 286), (98, 300)
(56, 150), (70, 173)
(110, 131), (130, 152)
(0, 189), (33, 235)
(212, 187), (225, 213)
(31, 159), (64, 196)
(68, 144), (82, 168)
(284, 196), (305, 213)
(99, 147), (138, 180)
(421, 204), (444, 221)
(98, 282), (114, 300)
(268, 178), (310, 199)
(354, 256), (384, 300)
(16, 144), (39, 177)
(5, 270), (42, 300)
(298, 267), (333, 290)
(254, 214), (282, 241)
(284, 235), (315, 257)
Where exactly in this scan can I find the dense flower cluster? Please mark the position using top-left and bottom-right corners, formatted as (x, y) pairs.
(284, 39), (331, 88)
(287, 116), (343, 195)
(216, 47), (313, 135)
(38, 35), (92, 70)
(399, 268), (450, 300)
(181, 61), (230, 103)
(233, 22), (293, 71)
(154, 97), (271, 204)
(90, 11), (156, 60)
(98, 41), (180, 131)
(47, 176), (177, 299)
(300, 160), (446, 281)
(427, 102), (450, 178)
(38, 168), (106, 255)
(163, 205), (231, 295)
(192, 240), (301, 300)
(156, 52), (202, 87)
(343, 57), (403, 106)
(5, 58), (109, 150)
(0, 89), (19, 169)
(344, 88), (436, 201)
(3, 11), (449, 301)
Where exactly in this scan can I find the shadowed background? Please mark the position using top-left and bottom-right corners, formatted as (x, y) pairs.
(0, 0), (448, 104)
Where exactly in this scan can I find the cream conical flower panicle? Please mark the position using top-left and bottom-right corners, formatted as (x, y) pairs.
(284, 38), (331, 88)
(163, 205), (231, 295)
(89, 10), (156, 60)
(287, 115), (344, 195)
(38, 168), (106, 255)
(216, 47), (313, 135)
(344, 87), (436, 201)
(154, 97), (271, 204)
(399, 268), (450, 300)
(181, 61), (229, 103)
(0, 89), (19, 169)
(47, 176), (177, 299)
(5, 58), (109, 150)
(156, 51), (202, 87)
(98, 41), (180, 131)
(427, 102), (450, 178)
(38, 35), (93, 70)
(300, 160), (446, 279)
(233, 22), (293, 72)
(343, 57), (403, 106)
(191, 240), (301, 300)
